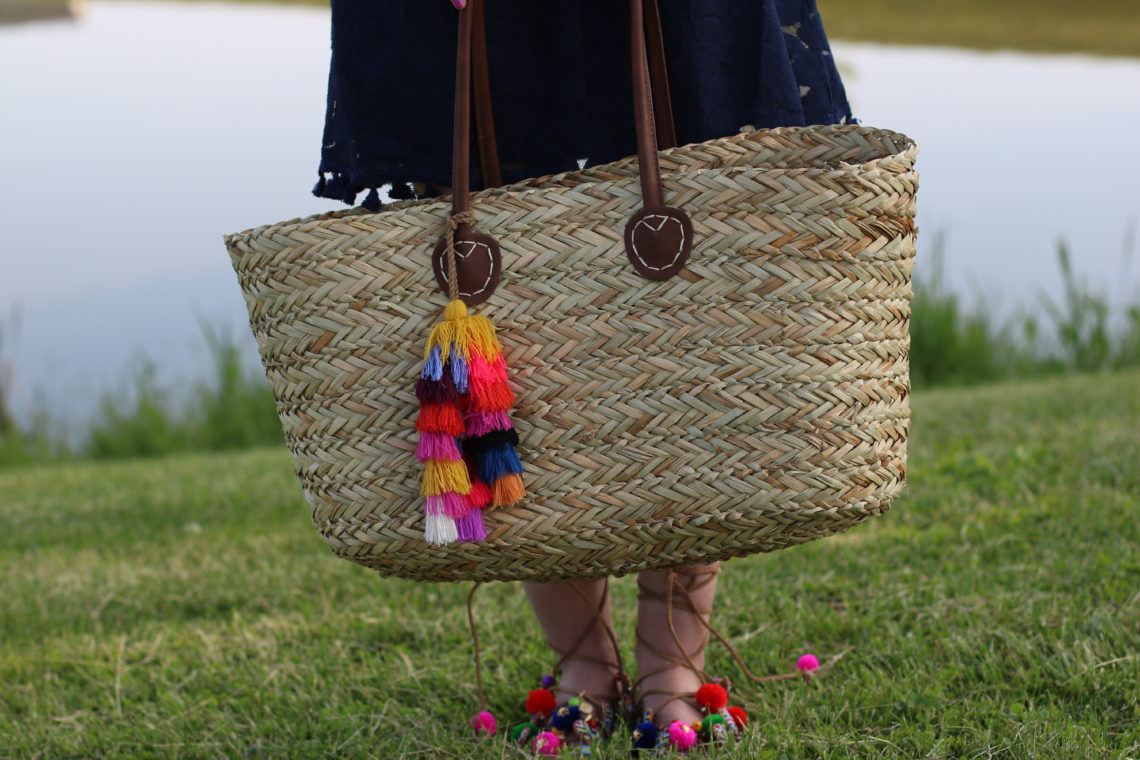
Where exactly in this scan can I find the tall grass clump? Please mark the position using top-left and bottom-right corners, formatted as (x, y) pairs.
(83, 319), (281, 460)
(0, 309), (67, 469)
(909, 235), (1021, 387)
(1032, 241), (1140, 372)
(909, 237), (1140, 388)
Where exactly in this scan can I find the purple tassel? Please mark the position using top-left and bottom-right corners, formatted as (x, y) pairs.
(455, 508), (487, 542)
(415, 372), (458, 403)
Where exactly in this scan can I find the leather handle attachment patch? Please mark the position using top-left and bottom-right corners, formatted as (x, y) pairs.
(431, 230), (502, 306)
(624, 205), (693, 281)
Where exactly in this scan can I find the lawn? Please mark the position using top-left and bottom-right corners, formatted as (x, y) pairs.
(1, 370), (1138, 759)
(817, 0), (1140, 58)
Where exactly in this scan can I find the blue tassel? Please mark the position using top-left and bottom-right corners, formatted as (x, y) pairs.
(312, 174), (327, 196)
(449, 341), (468, 393)
(476, 442), (523, 484)
(420, 345), (444, 381)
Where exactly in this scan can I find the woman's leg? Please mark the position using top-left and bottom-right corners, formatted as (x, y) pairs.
(634, 562), (721, 726)
(523, 578), (625, 706)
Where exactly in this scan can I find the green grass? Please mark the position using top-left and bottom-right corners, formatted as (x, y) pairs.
(2, 370), (1137, 758)
(818, 0), (1140, 58)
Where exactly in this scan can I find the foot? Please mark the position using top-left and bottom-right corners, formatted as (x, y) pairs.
(634, 565), (722, 731)
(522, 577), (631, 738)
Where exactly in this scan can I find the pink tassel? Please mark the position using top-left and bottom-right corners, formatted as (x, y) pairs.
(443, 491), (471, 518)
(416, 432), (462, 462)
(424, 494), (448, 516)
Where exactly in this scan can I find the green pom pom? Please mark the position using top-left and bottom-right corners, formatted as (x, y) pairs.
(510, 721), (539, 745)
(568, 697), (581, 707)
(700, 713), (726, 735)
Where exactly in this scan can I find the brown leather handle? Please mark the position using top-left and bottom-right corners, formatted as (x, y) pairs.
(629, 0), (663, 208)
(468, 0), (675, 187)
(470, 0), (502, 188)
(441, 0), (693, 296)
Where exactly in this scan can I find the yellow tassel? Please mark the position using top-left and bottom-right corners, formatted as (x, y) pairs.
(422, 459), (473, 496)
(465, 313), (501, 362)
(424, 299), (503, 364)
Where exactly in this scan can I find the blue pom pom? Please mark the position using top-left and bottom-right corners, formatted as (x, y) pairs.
(549, 704), (581, 732)
(632, 720), (659, 750)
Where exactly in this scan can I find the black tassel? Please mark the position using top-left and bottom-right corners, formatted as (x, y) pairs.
(362, 187), (382, 212)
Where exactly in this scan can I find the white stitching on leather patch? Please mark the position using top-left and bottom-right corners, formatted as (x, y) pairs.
(440, 240), (495, 296)
(631, 213), (686, 271)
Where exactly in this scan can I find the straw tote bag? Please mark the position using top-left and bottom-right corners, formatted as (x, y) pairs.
(225, 0), (919, 583)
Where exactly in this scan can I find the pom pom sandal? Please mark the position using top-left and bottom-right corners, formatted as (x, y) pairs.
(466, 580), (635, 751)
(540, 578), (636, 748)
(630, 566), (748, 754)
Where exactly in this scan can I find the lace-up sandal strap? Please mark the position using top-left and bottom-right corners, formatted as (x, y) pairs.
(633, 568), (718, 691)
(643, 565), (781, 687)
(548, 578), (630, 710)
(633, 623), (712, 688)
(636, 565), (720, 602)
(636, 688), (700, 716)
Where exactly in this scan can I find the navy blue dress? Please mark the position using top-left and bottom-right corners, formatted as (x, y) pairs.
(314, 0), (855, 210)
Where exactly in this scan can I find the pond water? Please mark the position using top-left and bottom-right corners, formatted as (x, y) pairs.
(2, 1), (1139, 433)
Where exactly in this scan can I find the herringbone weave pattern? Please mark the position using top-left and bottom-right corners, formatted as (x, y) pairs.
(226, 124), (919, 582)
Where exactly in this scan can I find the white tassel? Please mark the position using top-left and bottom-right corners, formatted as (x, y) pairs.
(425, 513), (459, 546)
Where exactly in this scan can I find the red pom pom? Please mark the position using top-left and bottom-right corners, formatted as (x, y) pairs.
(727, 706), (748, 728)
(695, 683), (728, 711)
(526, 688), (557, 716)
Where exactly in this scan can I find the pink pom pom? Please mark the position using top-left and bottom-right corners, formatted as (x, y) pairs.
(797, 653), (820, 673)
(667, 720), (698, 751)
(533, 730), (561, 756)
(469, 710), (496, 737)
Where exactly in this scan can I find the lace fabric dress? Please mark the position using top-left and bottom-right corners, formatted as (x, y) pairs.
(314, 0), (855, 210)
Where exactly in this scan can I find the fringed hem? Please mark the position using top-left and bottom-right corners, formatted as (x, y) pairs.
(311, 170), (448, 212)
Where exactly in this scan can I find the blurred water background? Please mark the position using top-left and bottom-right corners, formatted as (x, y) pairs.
(1, 0), (1138, 443)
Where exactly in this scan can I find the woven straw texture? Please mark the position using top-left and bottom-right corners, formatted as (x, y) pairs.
(226, 124), (919, 583)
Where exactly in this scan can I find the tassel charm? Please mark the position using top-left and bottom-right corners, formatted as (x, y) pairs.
(414, 222), (526, 544)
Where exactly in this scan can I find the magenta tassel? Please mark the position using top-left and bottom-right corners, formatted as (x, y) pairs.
(416, 432), (462, 462)
(424, 494), (448, 516)
(464, 410), (514, 436)
(443, 491), (471, 518)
